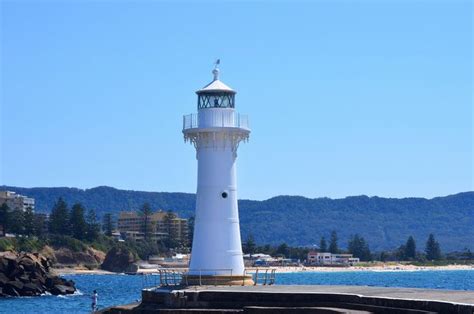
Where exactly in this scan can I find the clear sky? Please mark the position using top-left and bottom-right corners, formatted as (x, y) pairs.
(1, 1), (472, 200)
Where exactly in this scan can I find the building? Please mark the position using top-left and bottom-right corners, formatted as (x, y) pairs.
(117, 211), (188, 244)
(0, 191), (35, 212)
(307, 251), (360, 266)
(182, 62), (253, 285)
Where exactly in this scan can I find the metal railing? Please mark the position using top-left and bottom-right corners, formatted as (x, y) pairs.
(253, 268), (276, 285)
(183, 113), (250, 130)
(158, 269), (184, 286)
(183, 114), (198, 129)
(142, 268), (276, 288)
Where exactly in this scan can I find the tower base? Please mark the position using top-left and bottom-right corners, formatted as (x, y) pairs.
(181, 274), (254, 286)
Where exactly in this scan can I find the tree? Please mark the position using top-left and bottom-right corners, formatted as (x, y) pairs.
(9, 209), (25, 235)
(0, 203), (10, 236)
(49, 198), (70, 235)
(163, 210), (179, 249)
(33, 213), (47, 238)
(348, 234), (372, 261)
(396, 244), (407, 261)
(425, 233), (442, 260)
(23, 207), (35, 236)
(243, 234), (257, 254)
(139, 203), (154, 241)
(319, 236), (327, 252)
(70, 203), (87, 240)
(404, 236), (416, 260)
(329, 231), (339, 254)
(276, 243), (290, 257)
(102, 213), (115, 237)
(86, 209), (100, 241)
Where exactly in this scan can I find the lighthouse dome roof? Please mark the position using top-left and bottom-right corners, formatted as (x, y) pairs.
(197, 79), (236, 94)
(196, 65), (236, 94)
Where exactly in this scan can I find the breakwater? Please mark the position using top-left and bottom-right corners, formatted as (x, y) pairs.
(105, 285), (474, 313)
(2, 270), (474, 313)
(0, 251), (75, 297)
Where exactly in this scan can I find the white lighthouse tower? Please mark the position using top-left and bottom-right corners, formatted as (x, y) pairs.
(182, 62), (253, 285)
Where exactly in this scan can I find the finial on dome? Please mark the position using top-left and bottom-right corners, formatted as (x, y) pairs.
(212, 59), (220, 81)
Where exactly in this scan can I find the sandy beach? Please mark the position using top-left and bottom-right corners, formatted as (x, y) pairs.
(254, 264), (474, 273)
(55, 264), (474, 275)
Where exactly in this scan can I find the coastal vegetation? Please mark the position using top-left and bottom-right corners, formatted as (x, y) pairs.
(2, 186), (472, 252)
(0, 198), (186, 269)
(243, 231), (474, 265)
(0, 194), (472, 269)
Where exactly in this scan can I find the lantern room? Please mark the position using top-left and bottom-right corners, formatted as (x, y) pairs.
(196, 68), (236, 110)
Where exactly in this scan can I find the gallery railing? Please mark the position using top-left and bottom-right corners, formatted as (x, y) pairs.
(183, 112), (250, 130)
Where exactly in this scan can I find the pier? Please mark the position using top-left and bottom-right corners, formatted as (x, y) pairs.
(102, 284), (474, 313)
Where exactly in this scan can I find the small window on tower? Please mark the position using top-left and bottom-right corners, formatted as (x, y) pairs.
(221, 192), (228, 199)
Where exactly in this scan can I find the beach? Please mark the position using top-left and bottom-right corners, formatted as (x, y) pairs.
(256, 264), (474, 273)
(54, 263), (474, 275)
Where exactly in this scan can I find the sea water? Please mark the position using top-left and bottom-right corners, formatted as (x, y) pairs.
(2, 270), (473, 314)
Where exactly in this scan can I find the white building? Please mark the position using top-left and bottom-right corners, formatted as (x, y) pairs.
(182, 63), (253, 285)
(0, 191), (35, 212)
(307, 252), (360, 266)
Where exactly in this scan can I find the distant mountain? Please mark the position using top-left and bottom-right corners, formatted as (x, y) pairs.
(2, 185), (473, 252)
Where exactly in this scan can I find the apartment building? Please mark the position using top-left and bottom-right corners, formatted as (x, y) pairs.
(307, 252), (360, 266)
(117, 210), (189, 245)
(0, 191), (35, 212)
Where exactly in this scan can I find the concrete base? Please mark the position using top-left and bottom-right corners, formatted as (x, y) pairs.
(101, 285), (474, 314)
(181, 274), (254, 286)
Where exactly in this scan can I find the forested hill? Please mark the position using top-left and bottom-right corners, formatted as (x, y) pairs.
(2, 186), (473, 252)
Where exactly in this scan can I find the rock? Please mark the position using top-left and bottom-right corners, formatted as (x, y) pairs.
(20, 254), (39, 272)
(3, 285), (20, 297)
(22, 282), (43, 295)
(88, 247), (106, 264)
(4, 256), (18, 276)
(0, 251), (76, 297)
(39, 246), (56, 266)
(6, 280), (24, 291)
(64, 279), (75, 287)
(18, 274), (30, 283)
(126, 263), (139, 273)
(50, 284), (75, 296)
(8, 265), (24, 280)
(0, 258), (8, 273)
(49, 247), (103, 268)
(0, 251), (17, 261)
(0, 273), (8, 286)
(20, 259), (35, 271)
(45, 274), (62, 289)
(101, 246), (137, 273)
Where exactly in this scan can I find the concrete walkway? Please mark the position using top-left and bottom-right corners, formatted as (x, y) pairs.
(183, 285), (474, 305)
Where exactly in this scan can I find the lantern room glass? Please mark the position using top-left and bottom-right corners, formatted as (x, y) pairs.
(198, 93), (235, 109)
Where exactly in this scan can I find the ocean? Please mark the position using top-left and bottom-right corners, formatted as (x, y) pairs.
(2, 270), (474, 314)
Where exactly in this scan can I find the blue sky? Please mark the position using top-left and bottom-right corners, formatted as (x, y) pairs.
(1, 1), (472, 200)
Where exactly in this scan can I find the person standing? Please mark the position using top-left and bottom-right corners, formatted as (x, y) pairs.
(91, 290), (98, 312)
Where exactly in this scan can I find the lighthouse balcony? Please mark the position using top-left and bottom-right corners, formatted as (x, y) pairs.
(182, 111), (250, 132)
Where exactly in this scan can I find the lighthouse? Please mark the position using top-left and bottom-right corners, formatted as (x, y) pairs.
(182, 62), (253, 285)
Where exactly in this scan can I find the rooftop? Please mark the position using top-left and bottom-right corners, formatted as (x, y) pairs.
(196, 64), (236, 94)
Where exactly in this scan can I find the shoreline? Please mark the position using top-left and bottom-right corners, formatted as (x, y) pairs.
(55, 264), (474, 275)
(257, 264), (474, 273)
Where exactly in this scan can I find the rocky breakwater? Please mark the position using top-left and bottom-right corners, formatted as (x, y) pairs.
(0, 251), (76, 297)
